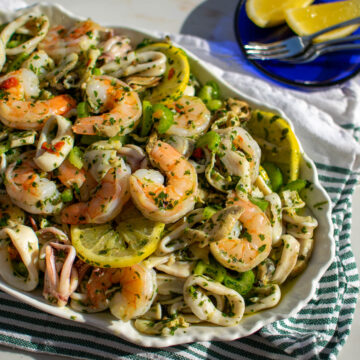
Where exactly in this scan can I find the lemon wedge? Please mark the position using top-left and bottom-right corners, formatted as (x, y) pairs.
(246, 110), (301, 183)
(71, 217), (165, 268)
(246, 0), (314, 28)
(285, 0), (360, 42)
(138, 42), (190, 104)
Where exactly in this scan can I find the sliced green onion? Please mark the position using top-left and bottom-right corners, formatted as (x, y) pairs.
(152, 103), (174, 134)
(140, 100), (153, 137)
(203, 206), (218, 220)
(196, 131), (221, 152)
(92, 67), (101, 75)
(68, 146), (84, 169)
(262, 162), (283, 192)
(80, 135), (107, 145)
(61, 188), (73, 203)
(223, 270), (255, 296)
(77, 102), (89, 118)
(7, 40), (22, 49)
(249, 196), (269, 212)
(0, 141), (9, 155)
(110, 135), (130, 145)
(194, 260), (227, 283)
(12, 260), (28, 277)
(8, 52), (30, 72)
(281, 179), (308, 192)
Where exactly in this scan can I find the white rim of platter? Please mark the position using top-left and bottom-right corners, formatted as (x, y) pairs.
(0, 2), (335, 348)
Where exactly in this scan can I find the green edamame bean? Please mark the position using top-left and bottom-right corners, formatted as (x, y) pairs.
(205, 80), (220, 99)
(198, 85), (213, 104)
(207, 99), (223, 111)
(262, 162), (283, 192)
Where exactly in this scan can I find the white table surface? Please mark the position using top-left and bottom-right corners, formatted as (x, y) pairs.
(0, 0), (359, 358)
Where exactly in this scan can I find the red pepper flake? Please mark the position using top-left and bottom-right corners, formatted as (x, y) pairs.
(41, 141), (65, 156)
(0, 77), (18, 90)
(192, 147), (204, 160)
(168, 68), (175, 80)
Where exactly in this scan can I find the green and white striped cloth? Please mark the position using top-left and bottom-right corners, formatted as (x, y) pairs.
(0, 34), (359, 360)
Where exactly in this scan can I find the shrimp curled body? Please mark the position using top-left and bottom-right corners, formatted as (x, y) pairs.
(85, 264), (157, 321)
(61, 159), (131, 224)
(72, 76), (142, 137)
(130, 140), (198, 224)
(5, 151), (62, 215)
(0, 69), (75, 130)
(210, 196), (272, 272)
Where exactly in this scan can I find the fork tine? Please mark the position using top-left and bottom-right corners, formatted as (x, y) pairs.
(248, 50), (295, 60)
(244, 40), (286, 50)
(246, 47), (289, 57)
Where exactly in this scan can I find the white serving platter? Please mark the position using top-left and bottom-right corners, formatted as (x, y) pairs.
(0, 2), (335, 348)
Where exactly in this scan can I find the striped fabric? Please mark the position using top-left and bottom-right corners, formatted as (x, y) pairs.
(0, 161), (358, 359)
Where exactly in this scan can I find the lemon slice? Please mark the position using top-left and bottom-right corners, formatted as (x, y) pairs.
(246, 0), (314, 28)
(247, 110), (300, 183)
(138, 42), (190, 104)
(285, 0), (360, 42)
(71, 218), (165, 268)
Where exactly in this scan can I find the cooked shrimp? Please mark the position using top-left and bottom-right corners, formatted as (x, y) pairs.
(85, 264), (156, 321)
(164, 96), (210, 137)
(130, 140), (197, 224)
(210, 194), (272, 272)
(5, 151), (62, 215)
(38, 20), (104, 60)
(72, 76), (142, 137)
(56, 159), (86, 189)
(0, 69), (76, 130)
(61, 159), (131, 224)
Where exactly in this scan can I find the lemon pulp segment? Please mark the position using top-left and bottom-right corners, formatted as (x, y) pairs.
(246, 110), (301, 183)
(285, 0), (360, 42)
(246, 0), (314, 28)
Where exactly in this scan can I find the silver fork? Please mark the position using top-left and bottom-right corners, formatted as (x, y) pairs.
(281, 42), (360, 63)
(245, 17), (360, 60)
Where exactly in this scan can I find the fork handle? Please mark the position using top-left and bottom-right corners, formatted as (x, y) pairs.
(307, 17), (360, 41)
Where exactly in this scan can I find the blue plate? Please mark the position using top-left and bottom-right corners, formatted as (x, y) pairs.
(234, 0), (360, 88)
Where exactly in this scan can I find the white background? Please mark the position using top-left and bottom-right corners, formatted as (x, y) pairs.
(0, 0), (358, 358)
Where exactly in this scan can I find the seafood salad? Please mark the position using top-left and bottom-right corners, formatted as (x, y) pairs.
(0, 11), (318, 336)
